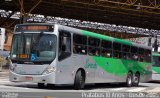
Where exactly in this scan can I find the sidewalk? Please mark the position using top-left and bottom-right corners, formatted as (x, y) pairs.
(0, 68), (9, 77)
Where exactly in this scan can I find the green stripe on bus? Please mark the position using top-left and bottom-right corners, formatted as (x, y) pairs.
(81, 30), (113, 41)
(92, 56), (151, 76)
(114, 38), (132, 46)
(81, 30), (132, 45)
(152, 67), (160, 73)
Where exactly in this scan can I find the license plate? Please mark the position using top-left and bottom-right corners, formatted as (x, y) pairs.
(18, 54), (29, 59)
(25, 76), (33, 81)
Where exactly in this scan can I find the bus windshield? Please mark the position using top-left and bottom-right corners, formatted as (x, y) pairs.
(11, 33), (56, 64)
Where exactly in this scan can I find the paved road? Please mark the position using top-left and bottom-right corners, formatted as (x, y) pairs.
(0, 76), (160, 98)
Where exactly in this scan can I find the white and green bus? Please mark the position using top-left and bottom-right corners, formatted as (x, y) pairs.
(9, 23), (152, 89)
(152, 53), (160, 81)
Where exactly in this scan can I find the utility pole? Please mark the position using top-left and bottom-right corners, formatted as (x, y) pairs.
(148, 35), (152, 46)
(153, 35), (158, 52)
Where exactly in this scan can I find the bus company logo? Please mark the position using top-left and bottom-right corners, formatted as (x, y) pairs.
(105, 62), (109, 66)
(85, 59), (97, 69)
(1, 92), (18, 98)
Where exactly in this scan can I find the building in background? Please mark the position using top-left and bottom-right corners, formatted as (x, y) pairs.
(127, 36), (160, 52)
(3, 30), (13, 51)
(0, 28), (5, 50)
(0, 27), (13, 51)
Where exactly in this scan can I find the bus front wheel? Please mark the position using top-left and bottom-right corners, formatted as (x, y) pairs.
(126, 72), (133, 87)
(74, 70), (85, 90)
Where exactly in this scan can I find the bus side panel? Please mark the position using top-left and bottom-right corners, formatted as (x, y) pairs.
(152, 67), (160, 81)
(95, 66), (125, 83)
(73, 55), (96, 83)
(93, 57), (127, 83)
(55, 56), (76, 85)
(92, 56), (152, 83)
(55, 55), (97, 84)
(138, 62), (152, 82)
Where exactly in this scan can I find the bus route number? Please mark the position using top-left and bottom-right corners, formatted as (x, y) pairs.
(18, 54), (29, 59)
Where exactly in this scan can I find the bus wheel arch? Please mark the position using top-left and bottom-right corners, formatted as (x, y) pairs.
(133, 72), (140, 86)
(74, 68), (86, 90)
(126, 71), (133, 87)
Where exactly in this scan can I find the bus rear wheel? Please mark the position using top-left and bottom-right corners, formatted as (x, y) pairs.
(126, 72), (133, 87)
(133, 73), (140, 86)
(74, 70), (85, 90)
(38, 83), (45, 88)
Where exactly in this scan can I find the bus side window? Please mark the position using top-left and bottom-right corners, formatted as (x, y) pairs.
(73, 34), (87, 54)
(143, 49), (151, 62)
(138, 48), (145, 62)
(101, 40), (112, 58)
(131, 46), (138, 61)
(113, 42), (121, 58)
(122, 45), (130, 60)
(88, 37), (100, 56)
(58, 30), (71, 61)
(158, 57), (160, 61)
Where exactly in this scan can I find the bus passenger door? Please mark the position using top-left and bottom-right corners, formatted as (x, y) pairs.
(57, 30), (74, 84)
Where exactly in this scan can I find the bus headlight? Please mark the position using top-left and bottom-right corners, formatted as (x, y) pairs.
(43, 66), (56, 74)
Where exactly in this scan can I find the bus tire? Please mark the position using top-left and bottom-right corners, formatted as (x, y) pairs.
(47, 83), (55, 89)
(133, 73), (140, 87)
(38, 83), (45, 88)
(74, 70), (85, 90)
(126, 72), (133, 87)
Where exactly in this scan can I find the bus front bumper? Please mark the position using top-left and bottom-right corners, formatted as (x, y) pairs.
(9, 70), (56, 84)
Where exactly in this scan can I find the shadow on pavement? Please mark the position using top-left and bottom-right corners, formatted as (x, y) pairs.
(5, 82), (148, 90)
(148, 81), (160, 84)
